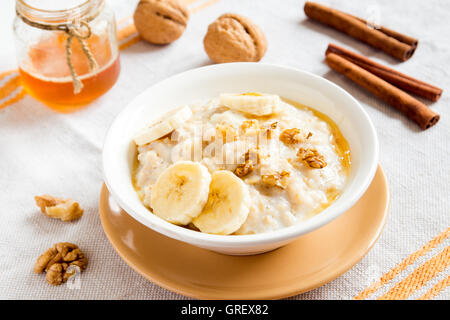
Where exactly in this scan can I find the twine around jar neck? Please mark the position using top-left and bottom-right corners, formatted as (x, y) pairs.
(16, 9), (99, 94)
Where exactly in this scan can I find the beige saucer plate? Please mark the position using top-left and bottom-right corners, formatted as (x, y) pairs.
(99, 165), (389, 299)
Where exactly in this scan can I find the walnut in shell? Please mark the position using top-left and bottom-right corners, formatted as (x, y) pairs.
(34, 242), (87, 286)
(203, 13), (267, 63)
(134, 0), (189, 45)
(35, 195), (84, 221)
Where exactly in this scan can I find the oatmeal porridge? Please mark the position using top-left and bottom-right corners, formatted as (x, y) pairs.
(132, 93), (350, 235)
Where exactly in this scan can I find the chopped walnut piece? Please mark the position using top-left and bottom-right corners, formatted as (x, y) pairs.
(262, 128), (272, 140)
(240, 120), (260, 134)
(261, 170), (291, 189)
(216, 124), (238, 143)
(234, 161), (254, 177)
(35, 195), (84, 222)
(34, 247), (58, 274)
(279, 128), (303, 145)
(259, 122), (278, 140)
(297, 148), (327, 169)
(235, 147), (261, 178)
(244, 148), (261, 164)
(45, 262), (66, 285)
(34, 242), (87, 286)
(46, 262), (80, 286)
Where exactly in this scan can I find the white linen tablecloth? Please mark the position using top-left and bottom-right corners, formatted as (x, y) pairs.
(0, 0), (449, 300)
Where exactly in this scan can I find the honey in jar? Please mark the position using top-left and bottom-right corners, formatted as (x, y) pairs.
(14, 0), (120, 111)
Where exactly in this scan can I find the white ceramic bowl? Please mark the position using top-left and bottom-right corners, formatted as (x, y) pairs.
(103, 63), (379, 255)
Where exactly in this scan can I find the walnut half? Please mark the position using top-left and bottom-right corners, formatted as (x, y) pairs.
(235, 161), (254, 178)
(261, 171), (291, 189)
(34, 242), (87, 286)
(279, 128), (303, 145)
(297, 148), (327, 169)
(35, 195), (84, 222)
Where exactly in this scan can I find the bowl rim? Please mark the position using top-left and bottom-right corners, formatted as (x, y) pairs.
(103, 62), (379, 248)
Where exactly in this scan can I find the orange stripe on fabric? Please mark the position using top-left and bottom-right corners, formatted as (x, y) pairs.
(0, 69), (18, 82)
(0, 71), (22, 109)
(354, 227), (450, 300)
(0, 88), (26, 109)
(190, 0), (220, 14)
(119, 35), (142, 50)
(0, 75), (21, 101)
(378, 246), (450, 300)
(418, 275), (450, 300)
(117, 23), (137, 42)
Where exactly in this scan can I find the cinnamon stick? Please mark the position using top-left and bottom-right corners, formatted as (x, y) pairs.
(304, 2), (418, 61)
(348, 15), (418, 49)
(326, 43), (443, 101)
(325, 53), (439, 130)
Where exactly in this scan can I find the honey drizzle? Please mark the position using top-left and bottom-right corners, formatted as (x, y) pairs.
(282, 97), (352, 214)
(282, 98), (352, 173)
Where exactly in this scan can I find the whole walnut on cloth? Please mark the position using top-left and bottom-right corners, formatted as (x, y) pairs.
(203, 13), (267, 63)
(34, 242), (87, 286)
(35, 194), (84, 221)
(134, 0), (189, 45)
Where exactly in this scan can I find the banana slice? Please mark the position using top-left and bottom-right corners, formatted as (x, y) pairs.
(166, 105), (193, 128)
(134, 105), (193, 146)
(150, 161), (212, 225)
(134, 121), (174, 146)
(193, 170), (250, 235)
(220, 93), (280, 116)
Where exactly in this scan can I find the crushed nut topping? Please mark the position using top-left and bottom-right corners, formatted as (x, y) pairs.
(234, 161), (254, 177)
(244, 147), (261, 164)
(297, 148), (327, 169)
(261, 170), (291, 189)
(279, 128), (303, 145)
(216, 124), (238, 143)
(35, 195), (84, 222)
(262, 128), (272, 140)
(260, 122), (278, 140)
(240, 120), (260, 134)
(306, 132), (312, 139)
(34, 242), (87, 286)
(235, 148), (261, 178)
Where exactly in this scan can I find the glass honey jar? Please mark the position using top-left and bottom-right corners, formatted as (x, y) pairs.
(13, 0), (120, 111)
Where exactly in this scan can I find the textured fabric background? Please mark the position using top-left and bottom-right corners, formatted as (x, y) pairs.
(0, 0), (448, 300)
